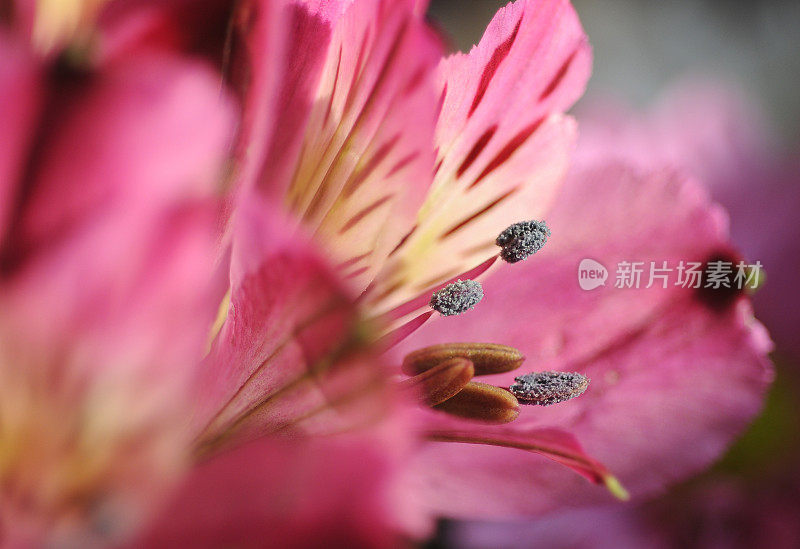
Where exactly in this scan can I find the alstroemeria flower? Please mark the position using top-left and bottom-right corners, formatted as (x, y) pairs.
(92, 0), (604, 508)
(88, 0), (771, 521)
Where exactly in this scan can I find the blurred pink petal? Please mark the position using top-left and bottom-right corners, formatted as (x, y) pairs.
(3, 51), (236, 358)
(0, 32), (237, 544)
(0, 33), (41, 239)
(396, 163), (772, 517)
(96, 0), (237, 65)
(575, 80), (773, 185)
(138, 430), (416, 549)
(368, 0), (591, 314)
(577, 79), (800, 357)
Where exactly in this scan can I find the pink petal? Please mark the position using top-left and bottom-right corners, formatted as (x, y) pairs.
(574, 80), (773, 196)
(137, 431), (421, 548)
(396, 164), (772, 517)
(302, 0), (441, 293)
(193, 193), (390, 451)
(226, 0), (335, 201)
(96, 0), (238, 65)
(6, 0), (36, 41)
(0, 46), (237, 544)
(0, 33), (42, 242)
(10, 52), (234, 258)
(3, 50), (236, 369)
(448, 506), (661, 549)
(458, 473), (800, 549)
(233, 0), (443, 295)
(369, 0), (591, 314)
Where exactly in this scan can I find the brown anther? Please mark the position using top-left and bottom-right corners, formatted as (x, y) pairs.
(399, 358), (475, 406)
(401, 343), (525, 376)
(433, 382), (520, 424)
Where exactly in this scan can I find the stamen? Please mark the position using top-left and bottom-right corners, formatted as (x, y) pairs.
(496, 220), (550, 263)
(402, 343), (525, 376)
(399, 358), (475, 406)
(433, 382), (519, 424)
(509, 371), (589, 405)
(376, 311), (433, 351)
(429, 279), (483, 316)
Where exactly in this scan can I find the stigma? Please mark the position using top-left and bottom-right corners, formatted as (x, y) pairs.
(509, 371), (589, 405)
(496, 220), (551, 263)
(430, 279), (483, 316)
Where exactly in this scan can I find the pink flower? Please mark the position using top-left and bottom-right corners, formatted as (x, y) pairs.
(96, 0), (770, 522)
(177, 0), (767, 522)
(0, 0), (775, 545)
(100, 0), (602, 515)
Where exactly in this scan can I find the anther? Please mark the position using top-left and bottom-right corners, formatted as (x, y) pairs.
(509, 371), (589, 405)
(496, 220), (551, 263)
(429, 279), (483, 316)
(433, 382), (520, 424)
(399, 358), (475, 406)
(402, 343), (525, 376)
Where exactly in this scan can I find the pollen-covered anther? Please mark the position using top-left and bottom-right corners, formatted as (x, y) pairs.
(402, 343), (525, 376)
(429, 279), (483, 316)
(496, 220), (551, 263)
(509, 371), (589, 406)
(433, 382), (519, 424)
(399, 358), (475, 406)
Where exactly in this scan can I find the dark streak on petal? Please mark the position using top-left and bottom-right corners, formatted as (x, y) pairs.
(388, 224), (418, 258)
(439, 187), (519, 239)
(456, 125), (497, 178)
(322, 45), (343, 127)
(338, 194), (393, 234)
(538, 47), (580, 102)
(468, 15), (523, 117)
(403, 64), (427, 96)
(336, 251), (372, 270)
(344, 264), (370, 279)
(469, 117), (544, 188)
(385, 151), (420, 178)
(343, 134), (401, 197)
